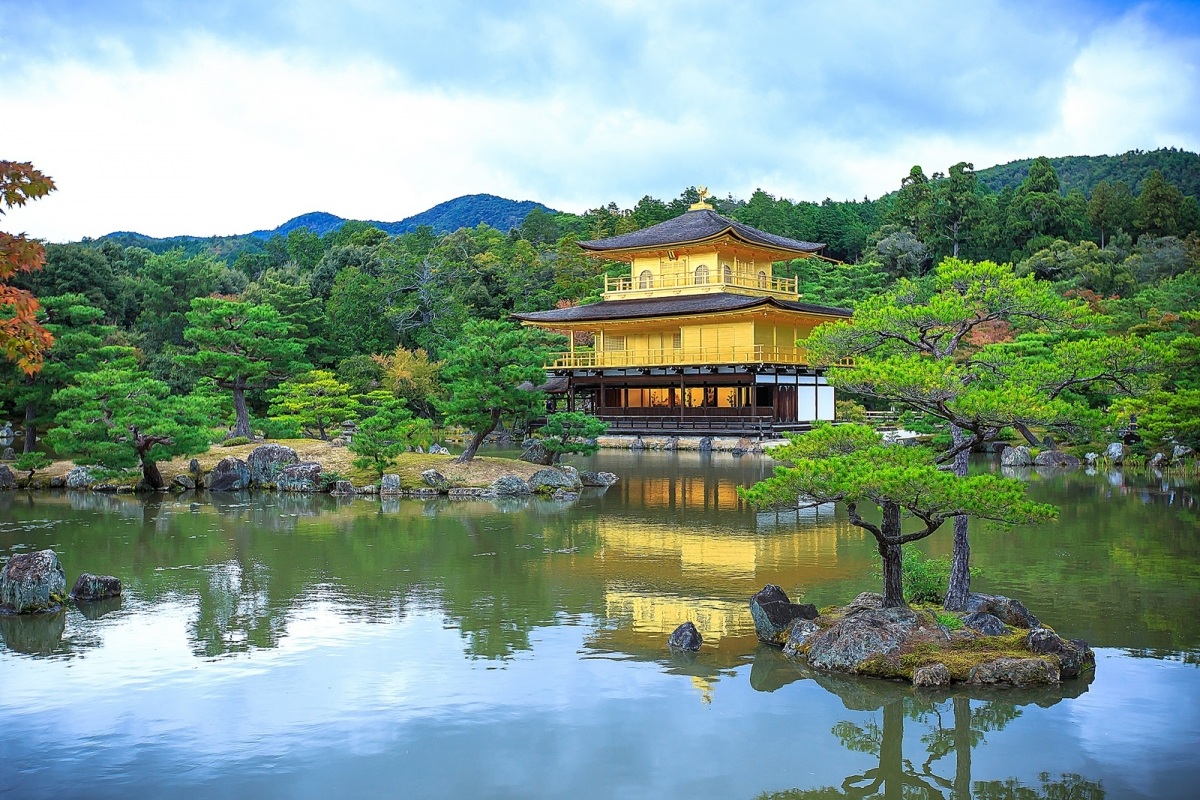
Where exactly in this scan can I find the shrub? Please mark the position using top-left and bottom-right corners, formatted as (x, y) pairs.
(221, 436), (251, 447)
(834, 399), (868, 423)
(933, 610), (964, 630)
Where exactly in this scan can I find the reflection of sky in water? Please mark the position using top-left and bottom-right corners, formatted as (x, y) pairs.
(3, 456), (1199, 797)
(5, 595), (1199, 798)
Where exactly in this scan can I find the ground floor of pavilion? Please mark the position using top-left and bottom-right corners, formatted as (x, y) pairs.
(545, 365), (835, 436)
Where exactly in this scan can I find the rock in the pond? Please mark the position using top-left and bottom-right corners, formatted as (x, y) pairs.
(428, 443), (450, 455)
(667, 621), (703, 651)
(49, 476), (65, 488)
(171, 474), (195, 491)
(1148, 452), (1166, 469)
(0, 549), (67, 614)
(963, 611), (1009, 636)
(207, 456), (251, 492)
(1173, 445), (1194, 461)
(551, 488), (579, 501)
(967, 657), (1059, 687)
(750, 584), (818, 645)
(698, 437), (713, 452)
(0, 465), (15, 489)
(380, 474), (402, 494)
(1000, 445), (1033, 467)
(421, 469), (450, 491)
(1026, 627), (1095, 679)
(330, 480), (355, 496)
(1, 447), (14, 461)
(246, 444), (299, 486)
(66, 466), (94, 489)
(1033, 450), (1081, 468)
(70, 573), (122, 602)
(490, 474), (531, 496)
(276, 462), (322, 492)
(1084, 452), (1099, 465)
(782, 619), (822, 657)
(962, 593), (1040, 629)
(1105, 442), (1126, 463)
(912, 663), (952, 688)
(519, 439), (554, 466)
(579, 470), (619, 487)
(805, 606), (925, 673)
(528, 468), (577, 494)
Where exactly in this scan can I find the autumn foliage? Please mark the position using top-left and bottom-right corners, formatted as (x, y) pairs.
(1, 160), (56, 373)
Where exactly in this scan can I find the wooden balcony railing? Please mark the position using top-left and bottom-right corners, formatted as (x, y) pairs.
(550, 345), (817, 369)
(603, 272), (798, 297)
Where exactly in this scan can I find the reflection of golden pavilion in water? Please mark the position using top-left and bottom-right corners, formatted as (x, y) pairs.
(585, 464), (863, 696)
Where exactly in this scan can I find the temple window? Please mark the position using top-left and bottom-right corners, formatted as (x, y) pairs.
(694, 264), (709, 284)
(604, 335), (626, 351)
(722, 264), (732, 284)
(638, 269), (653, 289)
(757, 270), (769, 288)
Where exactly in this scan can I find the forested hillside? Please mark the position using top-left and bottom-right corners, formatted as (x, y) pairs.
(3, 150), (1198, 466)
(977, 148), (1200, 198)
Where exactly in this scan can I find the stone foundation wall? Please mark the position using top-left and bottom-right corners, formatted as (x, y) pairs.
(595, 435), (789, 453)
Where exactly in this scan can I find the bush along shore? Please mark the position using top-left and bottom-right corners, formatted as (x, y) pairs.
(745, 584), (1095, 688)
(0, 440), (617, 500)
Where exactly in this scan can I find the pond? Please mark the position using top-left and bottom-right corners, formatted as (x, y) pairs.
(1, 452), (1198, 799)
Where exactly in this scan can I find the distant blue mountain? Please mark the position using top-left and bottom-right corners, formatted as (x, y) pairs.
(101, 194), (556, 249)
(247, 194), (555, 239)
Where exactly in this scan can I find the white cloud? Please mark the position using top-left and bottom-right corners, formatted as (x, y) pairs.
(2, 2), (1198, 241)
(1054, 11), (1200, 153)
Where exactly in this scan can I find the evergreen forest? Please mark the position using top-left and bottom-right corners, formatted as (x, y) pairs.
(2, 147), (1199, 472)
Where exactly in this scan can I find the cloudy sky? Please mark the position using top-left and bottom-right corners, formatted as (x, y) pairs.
(3, 0), (1199, 242)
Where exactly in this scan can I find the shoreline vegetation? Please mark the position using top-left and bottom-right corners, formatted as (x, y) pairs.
(0, 430), (1195, 495)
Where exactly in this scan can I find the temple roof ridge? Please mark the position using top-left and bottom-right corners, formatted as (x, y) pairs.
(578, 207), (824, 256)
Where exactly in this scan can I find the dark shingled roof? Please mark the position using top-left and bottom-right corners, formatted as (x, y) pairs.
(512, 293), (851, 324)
(579, 207), (824, 255)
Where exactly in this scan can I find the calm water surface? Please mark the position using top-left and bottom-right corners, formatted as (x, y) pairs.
(1, 452), (1198, 799)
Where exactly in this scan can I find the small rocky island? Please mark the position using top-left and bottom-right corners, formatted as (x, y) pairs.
(748, 584), (1094, 687)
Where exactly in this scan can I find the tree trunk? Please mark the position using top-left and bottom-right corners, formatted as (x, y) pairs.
(231, 384), (252, 438)
(454, 410), (500, 463)
(23, 400), (36, 453)
(140, 456), (165, 490)
(945, 424), (972, 610)
(879, 501), (905, 608)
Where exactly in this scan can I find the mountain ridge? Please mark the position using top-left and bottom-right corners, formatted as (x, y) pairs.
(101, 193), (555, 245)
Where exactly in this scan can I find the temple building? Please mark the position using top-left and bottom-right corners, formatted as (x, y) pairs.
(512, 190), (851, 435)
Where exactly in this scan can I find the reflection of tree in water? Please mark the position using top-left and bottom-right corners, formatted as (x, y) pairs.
(753, 649), (1102, 800)
(190, 559), (286, 658)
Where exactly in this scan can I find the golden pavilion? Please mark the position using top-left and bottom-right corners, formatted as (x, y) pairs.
(512, 190), (851, 435)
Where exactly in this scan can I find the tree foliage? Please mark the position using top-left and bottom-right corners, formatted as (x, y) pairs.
(45, 346), (214, 488)
(181, 298), (307, 437)
(348, 393), (432, 478)
(741, 425), (1055, 608)
(806, 258), (1166, 608)
(440, 320), (559, 462)
(0, 160), (56, 374)
(267, 370), (360, 440)
(537, 412), (608, 463)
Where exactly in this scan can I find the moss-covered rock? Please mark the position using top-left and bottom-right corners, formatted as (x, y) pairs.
(772, 592), (1094, 687)
(0, 550), (67, 614)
